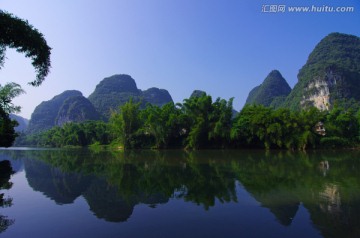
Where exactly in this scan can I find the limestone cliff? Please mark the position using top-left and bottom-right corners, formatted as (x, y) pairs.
(284, 32), (360, 110)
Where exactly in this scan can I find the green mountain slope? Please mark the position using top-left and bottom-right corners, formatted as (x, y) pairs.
(27, 90), (101, 133)
(245, 70), (291, 107)
(284, 32), (360, 110)
(190, 90), (207, 98)
(26, 74), (174, 133)
(142, 87), (173, 107)
(88, 74), (141, 119)
(56, 95), (102, 126)
(88, 74), (173, 119)
(27, 90), (83, 133)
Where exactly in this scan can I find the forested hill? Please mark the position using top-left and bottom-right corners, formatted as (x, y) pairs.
(26, 90), (89, 134)
(283, 32), (360, 110)
(245, 70), (291, 107)
(25, 75), (173, 133)
(55, 95), (102, 126)
(190, 90), (207, 98)
(88, 74), (173, 119)
(22, 32), (360, 137)
(142, 87), (173, 107)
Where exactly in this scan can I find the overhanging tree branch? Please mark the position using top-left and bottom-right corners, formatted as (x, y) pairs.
(0, 10), (51, 86)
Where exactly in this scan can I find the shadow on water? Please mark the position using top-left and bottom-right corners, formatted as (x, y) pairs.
(1, 148), (360, 237)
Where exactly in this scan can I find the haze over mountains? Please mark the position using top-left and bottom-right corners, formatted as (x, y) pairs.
(10, 32), (360, 134)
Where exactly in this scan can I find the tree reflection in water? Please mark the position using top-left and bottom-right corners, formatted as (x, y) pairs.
(3, 149), (360, 237)
(0, 160), (15, 233)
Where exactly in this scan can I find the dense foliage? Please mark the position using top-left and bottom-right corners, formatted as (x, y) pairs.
(0, 107), (18, 147)
(0, 11), (51, 147)
(0, 82), (25, 114)
(245, 70), (291, 107)
(18, 93), (360, 150)
(0, 82), (24, 148)
(0, 83), (24, 145)
(0, 10), (51, 86)
(17, 120), (111, 147)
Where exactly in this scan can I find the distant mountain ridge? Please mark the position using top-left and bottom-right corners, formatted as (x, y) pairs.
(24, 32), (360, 135)
(26, 74), (174, 133)
(9, 114), (29, 132)
(27, 90), (85, 133)
(88, 74), (173, 119)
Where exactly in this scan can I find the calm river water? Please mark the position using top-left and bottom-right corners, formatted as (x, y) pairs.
(0, 148), (360, 238)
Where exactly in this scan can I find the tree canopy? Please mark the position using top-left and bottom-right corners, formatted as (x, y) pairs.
(0, 10), (51, 147)
(0, 10), (51, 86)
(18, 94), (360, 150)
(0, 82), (25, 114)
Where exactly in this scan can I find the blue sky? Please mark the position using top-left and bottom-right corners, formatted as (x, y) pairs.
(1, 0), (359, 118)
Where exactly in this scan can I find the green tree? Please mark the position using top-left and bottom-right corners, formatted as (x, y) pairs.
(231, 105), (323, 150)
(140, 102), (187, 148)
(110, 99), (142, 149)
(0, 11), (51, 86)
(181, 94), (234, 149)
(0, 83), (25, 147)
(267, 108), (294, 149)
(326, 106), (358, 139)
(84, 121), (111, 145)
(0, 11), (51, 147)
(296, 107), (324, 150)
(140, 104), (165, 148)
(322, 106), (358, 147)
(0, 82), (25, 114)
(0, 107), (18, 147)
(182, 94), (213, 149)
(231, 104), (273, 149)
(208, 97), (234, 147)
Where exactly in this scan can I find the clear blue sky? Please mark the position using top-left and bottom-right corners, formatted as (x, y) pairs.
(1, 0), (360, 118)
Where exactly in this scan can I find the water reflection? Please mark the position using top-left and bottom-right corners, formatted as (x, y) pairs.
(0, 160), (15, 233)
(24, 158), (91, 204)
(1, 149), (360, 237)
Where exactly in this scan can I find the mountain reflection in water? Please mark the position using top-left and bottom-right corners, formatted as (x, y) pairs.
(1, 149), (360, 238)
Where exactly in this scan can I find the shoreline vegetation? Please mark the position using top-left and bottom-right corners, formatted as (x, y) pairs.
(14, 93), (360, 151)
